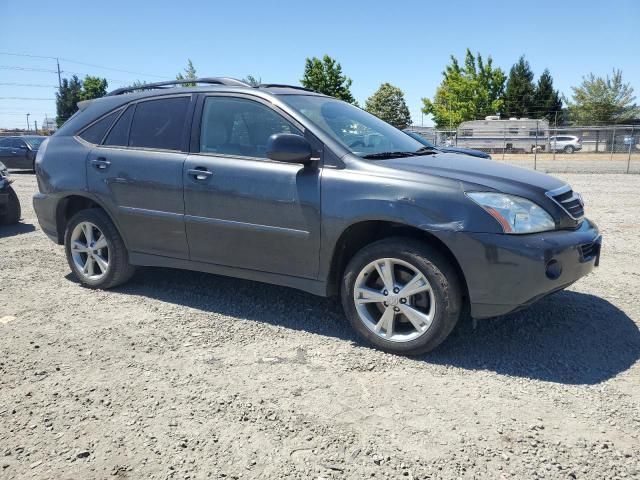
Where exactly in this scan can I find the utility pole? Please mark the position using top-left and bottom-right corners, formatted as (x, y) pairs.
(34, 121), (38, 134)
(56, 58), (62, 89)
(26, 113), (31, 133)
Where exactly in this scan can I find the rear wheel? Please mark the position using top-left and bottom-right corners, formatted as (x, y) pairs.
(64, 209), (135, 288)
(0, 186), (21, 225)
(341, 238), (463, 355)
(564, 145), (575, 154)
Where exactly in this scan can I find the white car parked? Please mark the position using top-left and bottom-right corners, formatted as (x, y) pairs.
(549, 135), (582, 154)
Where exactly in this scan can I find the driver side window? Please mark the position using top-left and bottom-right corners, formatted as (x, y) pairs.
(200, 97), (301, 159)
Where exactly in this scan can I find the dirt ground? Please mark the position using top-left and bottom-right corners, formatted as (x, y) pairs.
(489, 153), (640, 174)
(1, 172), (639, 479)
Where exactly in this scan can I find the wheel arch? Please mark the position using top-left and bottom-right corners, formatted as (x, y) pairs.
(326, 220), (469, 301)
(55, 193), (124, 246)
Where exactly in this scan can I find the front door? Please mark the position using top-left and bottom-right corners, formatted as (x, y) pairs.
(86, 96), (193, 259)
(183, 95), (321, 279)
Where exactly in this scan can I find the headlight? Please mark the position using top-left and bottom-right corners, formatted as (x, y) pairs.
(467, 192), (555, 234)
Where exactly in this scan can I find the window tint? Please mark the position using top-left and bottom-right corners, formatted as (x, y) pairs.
(104, 106), (134, 147)
(9, 138), (26, 148)
(200, 97), (301, 158)
(79, 110), (120, 144)
(129, 97), (189, 150)
(0, 138), (10, 147)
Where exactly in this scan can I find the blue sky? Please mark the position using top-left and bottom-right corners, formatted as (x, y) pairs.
(1, 0), (638, 128)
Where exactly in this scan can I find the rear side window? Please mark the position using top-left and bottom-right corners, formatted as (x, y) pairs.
(104, 106), (134, 146)
(79, 110), (120, 144)
(128, 97), (190, 151)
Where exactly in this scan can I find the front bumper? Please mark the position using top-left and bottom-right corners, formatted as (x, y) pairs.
(434, 219), (601, 319)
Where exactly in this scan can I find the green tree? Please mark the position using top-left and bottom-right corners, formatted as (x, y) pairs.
(422, 49), (505, 129)
(365, 83), (412, 129)
(532, 69), (563, 123)
(503, 56), (536, 118)
(566, 69), (638, 124)
(301, 55), (356, 104)
(242, 74), (261, 86)
(81, 75), (108, 101)
(176, 59), (197, 86)
(55, 75), (83, 127)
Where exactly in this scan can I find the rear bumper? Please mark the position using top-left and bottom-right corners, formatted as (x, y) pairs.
(33, 192), (60, 242)
(434, 219), (601, 319)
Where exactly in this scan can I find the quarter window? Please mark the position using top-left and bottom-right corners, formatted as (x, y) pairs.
(128, 97), (190, 151)
(200, 97), (301, 158)
(79, 110), (120, 144)
(104, 106), (134, 147)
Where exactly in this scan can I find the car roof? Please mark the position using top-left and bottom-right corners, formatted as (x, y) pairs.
(58, 82), (329, 137)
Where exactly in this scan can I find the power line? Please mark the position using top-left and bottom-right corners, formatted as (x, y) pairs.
(0, 97), (56, 101)
(0, 52), (169, 79)
(0, 65), (57, 73)
(0, 82), (58, 88)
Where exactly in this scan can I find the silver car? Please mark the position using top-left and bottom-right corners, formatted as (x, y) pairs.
(549, 135), (582, 154)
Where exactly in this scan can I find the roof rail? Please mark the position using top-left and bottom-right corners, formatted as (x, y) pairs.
(257, 83), (317, 93)
(107, 77), (251, 96)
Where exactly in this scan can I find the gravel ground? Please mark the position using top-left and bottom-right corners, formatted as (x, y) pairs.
(1, 172), (639, 479)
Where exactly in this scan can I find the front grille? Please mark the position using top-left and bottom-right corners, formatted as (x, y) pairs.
(546, 185), (584, 220)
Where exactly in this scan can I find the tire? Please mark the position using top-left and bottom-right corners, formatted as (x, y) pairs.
(341, 238), (463, 355)
(0, 186), (21, 225)
(564, 145), (575, 154)
(64, 208), (136, 289)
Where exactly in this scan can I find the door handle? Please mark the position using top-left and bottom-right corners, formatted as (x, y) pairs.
(187, 168), (213, 181)
(91, 158), (111, 170)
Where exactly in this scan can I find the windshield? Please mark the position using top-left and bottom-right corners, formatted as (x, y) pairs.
(24, 137), (44, 149)
(281, 95), (424, 158)
(403, 130), (436, 148)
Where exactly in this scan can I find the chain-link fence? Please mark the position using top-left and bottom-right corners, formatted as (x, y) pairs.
(407, 123), (640, 174)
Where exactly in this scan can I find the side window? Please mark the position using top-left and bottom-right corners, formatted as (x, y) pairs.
(9, 138), (26, 149)
(104, 106), (134, 147)
(79, 110), (120, 145)
(129, 97), (190, 151)
(200, 97), (302, 158)
(0, 138), (9, 147)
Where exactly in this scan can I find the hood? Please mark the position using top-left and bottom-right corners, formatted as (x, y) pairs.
(377, 152), (565, 198)
(439, 146), (490, 159)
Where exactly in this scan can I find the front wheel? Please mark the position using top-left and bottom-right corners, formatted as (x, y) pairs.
(341, 238), (463, 355)
(64, 209), (136, 289)
(564, 145), (575, 154)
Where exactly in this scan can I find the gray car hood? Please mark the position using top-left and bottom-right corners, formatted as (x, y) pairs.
(378, 152), (566, 197)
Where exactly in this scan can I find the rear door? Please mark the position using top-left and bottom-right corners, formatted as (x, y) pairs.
(183, 94), (321, 278)
(85, 95), (194, 259)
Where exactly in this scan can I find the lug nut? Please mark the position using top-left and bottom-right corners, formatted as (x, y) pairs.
(400, 298), (407, 304)
(383, 290), (388, 296)
(393, 307), (400, 312)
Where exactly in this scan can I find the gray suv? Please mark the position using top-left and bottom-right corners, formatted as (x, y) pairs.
(33, 78), (601, 354)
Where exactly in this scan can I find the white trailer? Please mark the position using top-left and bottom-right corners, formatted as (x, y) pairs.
(454, 117), (550, 153)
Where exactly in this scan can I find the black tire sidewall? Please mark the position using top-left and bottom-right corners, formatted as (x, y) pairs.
(341, 239), (462, 355)
(1, 186), (21, 225)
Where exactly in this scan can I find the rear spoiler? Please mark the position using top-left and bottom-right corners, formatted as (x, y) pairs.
(77, 99), (94, 111)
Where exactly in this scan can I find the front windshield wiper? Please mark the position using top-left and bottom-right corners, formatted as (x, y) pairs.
(361, 147), (438, 160)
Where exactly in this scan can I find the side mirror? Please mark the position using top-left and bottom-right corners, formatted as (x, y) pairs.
(266, 133), (314, 165)
(19, 144), (29, 150)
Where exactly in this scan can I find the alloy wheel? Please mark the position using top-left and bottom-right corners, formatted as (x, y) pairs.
(70, 221), (110, 280)
(353, 257), (436, 343)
